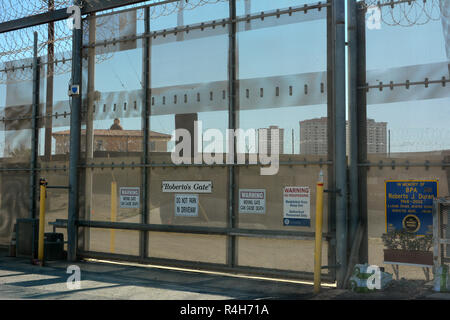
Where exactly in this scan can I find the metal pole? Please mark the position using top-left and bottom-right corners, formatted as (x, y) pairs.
(38, 179), (47, 263)
(67, 0), (83, 262)
(30, 32), (40, 220)
(332, 0), (348, 288)
(314, 170), (325, 293)
(356, 2), (368, 264)
(84, 12), (96, 252)
(227, 0), (238, 267)
(347, 0), (359, 250)
(140, 6), (151, 262)
(44, 0), (54, 162)
(110, 181), (117, 253)
(326, 0), (337, 283)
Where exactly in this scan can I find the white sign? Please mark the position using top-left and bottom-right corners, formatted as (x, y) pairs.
(283, 186), (310, 226)
(175, 194), (199, 217)
(119, 187), (140, 208)
(239, 189), (266, 214)
(162, 181), (212, 193)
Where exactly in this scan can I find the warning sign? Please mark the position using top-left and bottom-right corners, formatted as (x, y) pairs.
(239, 189), (266, 214)
(119, 187), (140, 208)
(175, 194), (199, 217)
(283, 186), (311, 226)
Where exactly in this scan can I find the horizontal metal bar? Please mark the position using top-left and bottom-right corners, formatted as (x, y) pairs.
(358, 78), (448, 91)
(77, 250), (334, 282)
(0, 167), (32, 172)
(0, 161), (330, 172)
(39, 57), (73, 67)
(358, 161), (450, 168)
(321, 264), (340, 270)
(83, 2), (329, 49)
(383, 261), (433, 268)
(0, 0), (179, 34)
(0, 8), (69, 34)
(75, 219), (331, 241)
(46, 185), (70, 189)
(358, 0), (419, 10)
(83, 0), (181, 21)
(80, 160), (332, 169)
(0, 113), (71, 122)
(0, 58), (73, 74)
(440, 239), (450, 245)
(0, 166), (68, 172)
(0, 64), (33, 73)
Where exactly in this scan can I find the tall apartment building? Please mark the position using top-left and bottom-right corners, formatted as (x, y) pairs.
(258, 125), (285, 155)
(300, 117), (387, 155)
(299, 117), (328, 155)
(366, 119), (388, 154)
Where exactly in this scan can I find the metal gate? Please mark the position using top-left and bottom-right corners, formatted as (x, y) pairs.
(73, 0), (340, 283)
(349, 0), (450, 280)
(2, 0), (447, 287)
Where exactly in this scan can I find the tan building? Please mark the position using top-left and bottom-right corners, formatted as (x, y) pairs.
(52, 129), (172, 154)
(300, 117), (387, 155)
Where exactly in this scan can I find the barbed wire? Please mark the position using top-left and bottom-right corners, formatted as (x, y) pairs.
(364, 0), (446, 27)
(0, 0), (447, 84)
(0, 0), (227, 83)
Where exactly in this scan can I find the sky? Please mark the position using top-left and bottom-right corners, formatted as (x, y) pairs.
(0, 0), (449, 156)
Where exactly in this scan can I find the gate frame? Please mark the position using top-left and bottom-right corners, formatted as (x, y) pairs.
(0, 0), (357, 284)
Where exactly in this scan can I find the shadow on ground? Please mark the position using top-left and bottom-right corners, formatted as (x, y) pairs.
(0, 250), (321, 300)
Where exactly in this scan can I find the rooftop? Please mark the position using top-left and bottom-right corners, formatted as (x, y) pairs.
(52, 129), (172, 139)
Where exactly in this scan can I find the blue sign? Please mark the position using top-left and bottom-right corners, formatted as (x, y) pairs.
(385, 180), (438, 235)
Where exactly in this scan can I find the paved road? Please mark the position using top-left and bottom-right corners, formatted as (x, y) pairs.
(0, 252), (319, 300)
(1, 250), (449, 301)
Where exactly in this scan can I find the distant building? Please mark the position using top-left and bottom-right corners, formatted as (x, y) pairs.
(299, 117), (328, 155)
(52, 129), (171, 154)
(366, 119), (388, 154)
(300, 117), (387, 155)
(257, 125), (284, 154)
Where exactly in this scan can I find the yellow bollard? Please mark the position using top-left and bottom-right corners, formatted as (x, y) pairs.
(38, 178), (47, 264)
(314, 170), (324, 294)
(110, 181), (117, 253)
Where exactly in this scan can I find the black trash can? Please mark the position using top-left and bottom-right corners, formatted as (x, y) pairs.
(44, 233), (64, 261)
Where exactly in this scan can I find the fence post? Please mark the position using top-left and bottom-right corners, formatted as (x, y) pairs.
(331, 0), (348, 288)
(314, 171), (325, 293)
(140, 5), (151, 262)
(30, 32), (40, 220)
(348, 0), (359, 249)
(38, 179), (47, 263)
(67, 0), (83, 262)
(227, 0), (238, 268)
(356, 1), (368, 264)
